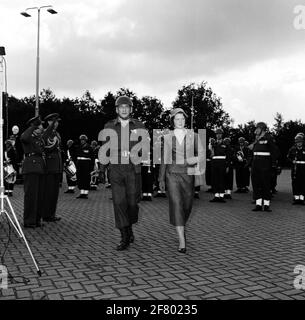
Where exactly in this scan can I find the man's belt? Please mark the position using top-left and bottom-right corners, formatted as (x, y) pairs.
(254, 152), (270, 156)
(294, 161), (305, 164)
(25, 152), (42, 157)
(77, 157), (91, 160)
(212, 156), (226, 160)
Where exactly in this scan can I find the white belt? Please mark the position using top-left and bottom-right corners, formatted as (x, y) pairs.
(294, 161), (305, 164)
(254, 152), (270, 156)
(77, 157), (91, 160)
(213, 156), (226, 160)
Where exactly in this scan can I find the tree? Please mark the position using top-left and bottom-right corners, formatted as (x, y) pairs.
(273, 113), (284, 135)
(172, 81), (231, 131)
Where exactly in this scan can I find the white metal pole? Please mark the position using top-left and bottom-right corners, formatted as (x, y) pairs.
(35, 8), (40, 117)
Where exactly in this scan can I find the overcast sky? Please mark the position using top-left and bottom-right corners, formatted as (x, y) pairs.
(1, 0), (305, 126)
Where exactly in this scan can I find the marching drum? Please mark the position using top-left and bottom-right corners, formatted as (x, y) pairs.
(64, 160), (77, 181)
(4, 164), (17, 184)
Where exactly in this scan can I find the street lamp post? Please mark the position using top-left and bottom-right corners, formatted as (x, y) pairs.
(21, 6), (57, 117)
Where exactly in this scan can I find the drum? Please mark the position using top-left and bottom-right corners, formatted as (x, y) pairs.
(4, 164), (17, 184)
(64, 160), (77, 181)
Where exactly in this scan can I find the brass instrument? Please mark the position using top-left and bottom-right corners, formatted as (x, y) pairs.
(90, 159), (100, 185)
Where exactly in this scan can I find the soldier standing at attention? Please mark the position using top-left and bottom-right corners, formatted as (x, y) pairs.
(287, 134), (305, 205)
(20, 116), (54, 228)
(210, 128), (229, 203)
(99, 96), (146, 251)
(42, 113), (63, 222)
(75, 135), (94, 199)
(248, 122), (278, 212)
(64, 139), (77, 194)
(234, 137), (250, 193)
(223, 137), (234, 199)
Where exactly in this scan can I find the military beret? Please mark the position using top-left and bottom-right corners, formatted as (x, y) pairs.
(44, 113), (61, 122)
(256, 122), (267, 130)
(26, 115), (42, 127)
(115, 96), (133, 107)
(215, 128), (223, 134)
(170, 108), (187, 119)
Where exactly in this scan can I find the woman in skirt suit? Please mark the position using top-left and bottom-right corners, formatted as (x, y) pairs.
(158, 108), (204, 253)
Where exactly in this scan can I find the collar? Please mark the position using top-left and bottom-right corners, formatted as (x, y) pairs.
(114, 118), (135, 126)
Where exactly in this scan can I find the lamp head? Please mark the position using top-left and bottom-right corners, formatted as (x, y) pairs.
(0, 46), (5, 56)
(47, 8), (57, 14)
(20, 11), (31, 17)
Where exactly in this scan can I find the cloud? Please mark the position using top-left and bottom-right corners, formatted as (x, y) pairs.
(1, 0), (305, 125)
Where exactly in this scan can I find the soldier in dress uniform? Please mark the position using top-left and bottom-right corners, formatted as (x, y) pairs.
(270, 140), (281, 195)
(20, 116), (54, 228)
(90, 140), (100, 191)
(248, 122), (278, 212)
(234, 137), (250, 193)
(42, 113), (63, 222)
(223, 137), (234, 199)
(287, 134), (305, 205)
(99, 96), (146, 251)
(75, 135), (95, 199)
(205, 138), (214, 193)
(210, 128), (229, 203)
(4, 139), (18, 196)
(64, 139), (77, 193)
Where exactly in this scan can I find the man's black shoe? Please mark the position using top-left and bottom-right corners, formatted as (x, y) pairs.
(252, 205), (262, 212)
(116, 241), (130, 251)
(210, 197), (219, 203)
(24, 224), (36, 229)
(218, 197), (226, 203)
(263, 205), (272, 212)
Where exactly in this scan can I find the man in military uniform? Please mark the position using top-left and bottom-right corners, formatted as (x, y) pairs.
(99, 96), (146, 251)
(235, 137), (250, 193)
(287, 134), (305, 205)
(20, 116), (54, 228)
(141, 145), (154, 201)
(223, 137), (234, 199)
(210, 128), (229, 203)
(205, 138), (214, 193)
(248, 122), (278, 212)
(75, 135), (94, 199)
(90, 140), (100, 191)
(42, 113), (63, 222)
(64, 139), (77, 193)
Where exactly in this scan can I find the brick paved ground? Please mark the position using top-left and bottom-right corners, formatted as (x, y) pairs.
(1, 169), (305, 300)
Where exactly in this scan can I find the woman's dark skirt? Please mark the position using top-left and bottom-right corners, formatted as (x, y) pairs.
(166, 171), (194, 226)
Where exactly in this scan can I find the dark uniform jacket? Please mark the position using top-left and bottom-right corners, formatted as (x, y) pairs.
(287, 145), (305, 171)
(75, 143), (95, 170)
(247, 133), (278, 167)
(211, 140), (231, 166)
(234, 145), (250, 167)
(99, 118), (146, 174)
(43, 130), (63, 174)
(21, 127), (45, 175)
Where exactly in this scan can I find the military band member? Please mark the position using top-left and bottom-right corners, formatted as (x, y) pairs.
(210, 128), (229, 203)
(223, 137), (234, 199)
(205, 138), (214, 193)
(64, 139), (77, 193)
(287, 134), (305, 205)
(235, 137), (250, 193)
(76, 135), (94, 199)
(99, 96), (146, 251)
(248, 122), (278, 212)
(90, 140), (100, 191)
(20, 116), (53, 228)
(42, 113), (63, 222)
(4, 139), (18, 196)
